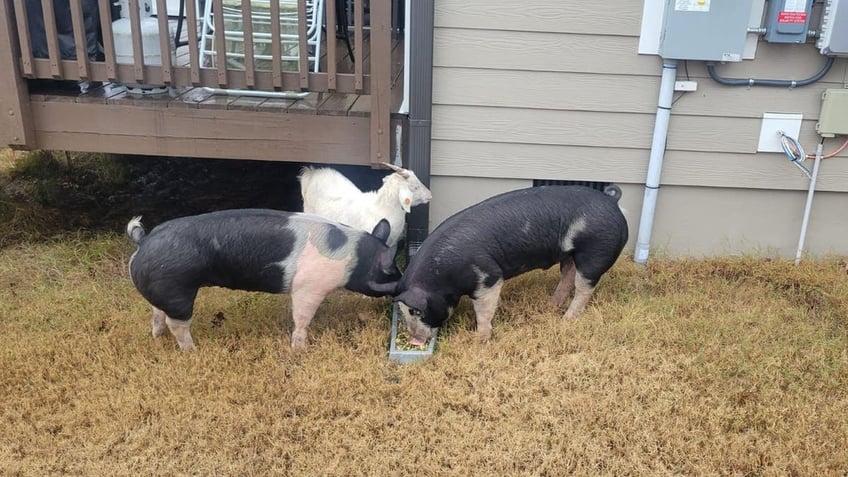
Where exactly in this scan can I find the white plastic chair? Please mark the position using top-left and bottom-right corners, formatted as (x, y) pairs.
(199, 0), (324, 73)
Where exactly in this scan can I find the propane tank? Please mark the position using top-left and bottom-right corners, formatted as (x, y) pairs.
(112, 0), (176, 92)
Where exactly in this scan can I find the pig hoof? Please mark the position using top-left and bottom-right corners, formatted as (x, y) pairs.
(290, 335), (308, 349)
(562, 311), (579, 320)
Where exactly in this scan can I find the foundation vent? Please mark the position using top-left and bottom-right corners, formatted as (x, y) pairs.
(532, 180), (612, 192)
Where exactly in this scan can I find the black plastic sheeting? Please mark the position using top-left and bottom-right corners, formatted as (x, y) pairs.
(25, 0), (111, 61)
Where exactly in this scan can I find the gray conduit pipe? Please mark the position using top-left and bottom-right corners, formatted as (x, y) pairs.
(795, 142), (824, 265)
(706, 56), (835, 88)
(634, 59), (678, 265)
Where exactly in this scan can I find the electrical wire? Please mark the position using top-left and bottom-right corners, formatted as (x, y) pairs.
(671, 61), (691, 106)
(777, 130), (847, 179)
(805, 136), (848, 159)
(174, 0), (188, 48)
(778, 131), (812, 178)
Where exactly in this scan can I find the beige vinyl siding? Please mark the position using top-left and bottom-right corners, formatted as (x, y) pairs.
(631, 185), (848, 258)
(430, 0), (848, 256)
(431, 179), (848, 258)
(429, 176), (533, 233)
(435, 0), (645, 35)
(432, 67), (843, 118)
(434, 29), (844, 80)
(430, 142), (848, 192)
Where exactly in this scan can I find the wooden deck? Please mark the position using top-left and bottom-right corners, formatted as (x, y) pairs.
(27, 32), (406, 115)
(1, 0), (404, 166)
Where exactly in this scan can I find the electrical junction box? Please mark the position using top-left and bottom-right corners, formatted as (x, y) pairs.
(819, 0), (848, 55)
(659, 0), (755, 61)
(764, 0), (814, 43)
(816, 89), (848, 137)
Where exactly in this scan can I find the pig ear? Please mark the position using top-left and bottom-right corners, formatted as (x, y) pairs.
(398, 185), (413, 213)
(370, 219), (392, 245)
(396, 288), (426, 311)
(381, 243), (398, 269)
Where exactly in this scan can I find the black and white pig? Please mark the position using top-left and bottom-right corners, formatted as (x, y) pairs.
(395, 185), (628, 346)
(126, 209), (400, 350)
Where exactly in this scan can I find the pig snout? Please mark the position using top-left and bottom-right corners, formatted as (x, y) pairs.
(397, 301), (434, 344)
(407, 335), (427, 347)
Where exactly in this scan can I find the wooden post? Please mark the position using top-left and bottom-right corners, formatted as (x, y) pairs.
(155, 0), (173, 84)
(97, 0), (117, 81)
(297, 0), (308, 89)
(241, 0), (255, 89)
(325, 0), (336, 90)
(12, 0), (34, 76)
(40, 0), (63, 78)
(269, 0), (282, 89)
(369, 0), (391, 167)
(69, 0), (89, 79)
(0, 0), (36, 148)
(212, 0), (228, 87)
(129, 0), (145, 82)
(184, 0), (200, 85)
(354, 0), (363, 91)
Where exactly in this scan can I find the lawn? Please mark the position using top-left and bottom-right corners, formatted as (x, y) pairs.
(1, 151), (847, 475)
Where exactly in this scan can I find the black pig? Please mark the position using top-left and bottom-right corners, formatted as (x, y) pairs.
(395, 185), (627, 345)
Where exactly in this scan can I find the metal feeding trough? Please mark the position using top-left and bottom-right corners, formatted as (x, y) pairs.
(388, 302), (438, 364)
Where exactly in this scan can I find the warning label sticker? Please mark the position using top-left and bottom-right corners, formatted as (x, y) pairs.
(674, 0), (710, 12)
(778, 11), (807, 23)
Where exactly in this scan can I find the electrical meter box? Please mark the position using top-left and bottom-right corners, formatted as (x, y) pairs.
(764, 0), (814, 43)
(816, 89), (848, 137)
(659, 0), (755, 61)
(819, 0), (848, 55)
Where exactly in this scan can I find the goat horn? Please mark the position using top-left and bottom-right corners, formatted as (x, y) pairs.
(381, 162), (408, 176)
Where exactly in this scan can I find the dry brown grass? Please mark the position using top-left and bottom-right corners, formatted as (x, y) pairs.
(2, 149), (848, 475)
(2, 233), (848, 476)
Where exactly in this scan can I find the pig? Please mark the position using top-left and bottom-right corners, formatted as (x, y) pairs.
(126, 209), (400, 350)
(394, 185), (628, 345)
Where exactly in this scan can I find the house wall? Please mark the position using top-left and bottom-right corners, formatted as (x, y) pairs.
(428, 0), (848, 258)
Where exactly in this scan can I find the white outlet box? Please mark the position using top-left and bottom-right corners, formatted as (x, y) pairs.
(757, 113), (803, 153)
(674, 81), (698, 92)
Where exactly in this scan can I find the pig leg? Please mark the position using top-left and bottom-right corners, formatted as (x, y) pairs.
(165, 316), (195, 351)
(151, 307), (168, 338)
(472, 279), (504, 341)
(563, 271), (595, 320)
(288, 238), (348, 348)
(550, 257), (576, 307)
(289, 289), (328, 348)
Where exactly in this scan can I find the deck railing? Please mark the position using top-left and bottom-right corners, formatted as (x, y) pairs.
(0, 0), (392, 164)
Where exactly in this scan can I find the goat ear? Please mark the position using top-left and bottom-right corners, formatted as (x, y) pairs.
(370, 219), (392, 245)
(398, 185), (413, 213)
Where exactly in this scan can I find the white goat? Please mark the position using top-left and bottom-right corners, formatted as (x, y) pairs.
(298, 163), (432, 247)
